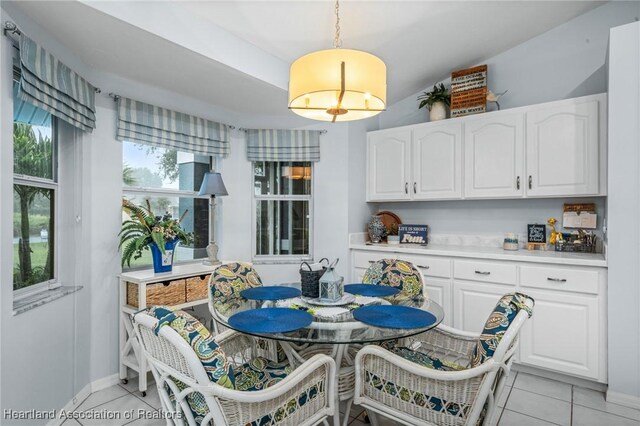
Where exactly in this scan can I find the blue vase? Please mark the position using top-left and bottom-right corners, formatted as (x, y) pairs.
(150, 239), (179, 273)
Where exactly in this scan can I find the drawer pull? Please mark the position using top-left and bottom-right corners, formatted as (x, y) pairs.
(475, 270), (491, 275)
(368, 260), (375, 264)
(417, 265), (430, 270)
(547, 277), (567, 283)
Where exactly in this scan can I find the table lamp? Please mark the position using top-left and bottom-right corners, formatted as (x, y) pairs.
(198, 172), (228, 265)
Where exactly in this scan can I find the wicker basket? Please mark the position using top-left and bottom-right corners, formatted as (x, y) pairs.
(126, 279), (186, 308)
(300, 258), (328, 298)
(186, 274), (211, 302)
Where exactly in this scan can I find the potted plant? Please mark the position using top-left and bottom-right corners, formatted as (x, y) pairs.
(119, 199), (193, 273)
(417, 83), (450, 121)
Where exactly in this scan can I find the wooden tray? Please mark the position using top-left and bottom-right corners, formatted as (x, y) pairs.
(376, 211), (402, 233)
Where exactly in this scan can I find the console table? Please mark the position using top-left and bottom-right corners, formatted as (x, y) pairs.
(119, 263), (218, 395)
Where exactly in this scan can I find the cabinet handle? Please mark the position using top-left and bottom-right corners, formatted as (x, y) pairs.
(475, 270), (491, 275)
(405, 182), (408, 194)
(529, 175), (532, 189)
(368, 260), (375, 264)
(414, 182), (417, 194)
(516, 176), (520, 190)
(547, 277), (567, 283)
(417, 265), (430, 270)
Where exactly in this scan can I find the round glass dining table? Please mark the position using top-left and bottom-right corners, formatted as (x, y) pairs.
(211, 283), (445, 426)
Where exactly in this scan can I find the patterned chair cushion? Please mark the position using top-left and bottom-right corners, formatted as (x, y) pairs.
(234, 357), (292, 391)
(392, 347), (465, 372)
(362, 259), (423, 299)
(247, 381), (325, 426)
(470, 292), (534, 367)
(210, 262), (263, 315)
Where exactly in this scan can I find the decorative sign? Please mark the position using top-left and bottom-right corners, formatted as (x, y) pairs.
(450, 64), (488, 117)
(527, 224), (547, 244)
(563, 203), (597, 229)
(399, 225), (428, 245)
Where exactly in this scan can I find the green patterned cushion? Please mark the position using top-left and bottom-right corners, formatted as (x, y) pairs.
(470, 292), (534, 367)
(210, 262), (263, 314)
(147, 307), (235, 425)
(247, 381), (325, 426)
(234, 357), (292, 391)
(362, 259), (423, 299)
(392, 347), (465, 371)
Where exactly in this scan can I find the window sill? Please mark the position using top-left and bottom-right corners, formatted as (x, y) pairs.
(252, 258), (313, 265)
(13, 286), (83, 316)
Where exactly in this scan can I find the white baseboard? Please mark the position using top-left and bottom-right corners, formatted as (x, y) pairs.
(46, 374), (121, 426)
(606, 390), (640, 410)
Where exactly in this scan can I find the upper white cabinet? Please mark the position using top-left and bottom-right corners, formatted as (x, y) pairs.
(413, 122), (463, 200)
(367, 130), (412, 201)
(366, 94), (606, 201)
(526, 97), (600, 197)
(464, 112), (524, 199)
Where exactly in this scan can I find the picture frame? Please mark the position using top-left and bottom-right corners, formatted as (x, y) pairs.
(398, 224), (428, 245)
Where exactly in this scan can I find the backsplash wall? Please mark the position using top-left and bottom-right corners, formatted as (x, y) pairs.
(372, 197), (606, 240)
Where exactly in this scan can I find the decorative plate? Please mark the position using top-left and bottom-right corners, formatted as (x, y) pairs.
(228, 308), (313, 333)
(376, 211), (402, 234)
(344, 284), (400, 297)
(301, 294), (356, 306)
(240, 286), (301, 301)
(353, 305), (436, 329)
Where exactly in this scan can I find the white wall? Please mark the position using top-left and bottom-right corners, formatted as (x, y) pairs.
(606, 20), (640, 405)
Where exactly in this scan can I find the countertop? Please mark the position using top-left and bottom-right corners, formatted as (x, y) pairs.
(349, 242), (607, 267)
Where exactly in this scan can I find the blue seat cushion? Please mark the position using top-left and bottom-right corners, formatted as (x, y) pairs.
(234, 357), (292, 391)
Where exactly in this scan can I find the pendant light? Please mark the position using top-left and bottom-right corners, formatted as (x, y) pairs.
(288, 0), (387, 122)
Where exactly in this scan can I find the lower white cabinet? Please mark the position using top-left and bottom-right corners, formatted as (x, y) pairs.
(453, 280), (514, 333)
(518, 288), (602, 380)
(350, 248), (607, 383)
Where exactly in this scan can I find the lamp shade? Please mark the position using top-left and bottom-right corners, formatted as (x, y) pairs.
(288, 48), (386, 122)
(198, 172), (228, 196)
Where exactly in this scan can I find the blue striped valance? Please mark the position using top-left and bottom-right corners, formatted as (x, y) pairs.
(246, 129), (321, 162)
(18, 34), (96, 132)
(116, 97), (230, 158)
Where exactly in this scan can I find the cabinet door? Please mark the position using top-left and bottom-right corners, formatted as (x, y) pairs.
(424, 277), (452, 326)
(464, 112), (525, 198)
(519, 288), (601, 380)
(453, 280), (515, 333)
(367, 130), (412, 201)
(412, 122), (462, 200)
(526, 98), (599, 196)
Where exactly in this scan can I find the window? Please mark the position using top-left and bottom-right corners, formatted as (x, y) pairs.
(253, 161), (312, 261)
(122, 141), (210, 268)
(13, 81), (57, 292)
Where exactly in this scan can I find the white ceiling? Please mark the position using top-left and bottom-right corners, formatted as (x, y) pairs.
(8, 1), (603, 117)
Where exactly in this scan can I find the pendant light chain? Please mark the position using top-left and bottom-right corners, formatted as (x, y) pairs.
(333, 0), (343, 48)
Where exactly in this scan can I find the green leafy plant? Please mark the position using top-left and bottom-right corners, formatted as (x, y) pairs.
(386, 223), (399, 236)
(417, 83), (450, 110)
(118, 199), (193, 267)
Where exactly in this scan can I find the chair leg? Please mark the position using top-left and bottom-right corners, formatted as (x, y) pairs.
(341, 399), (353, 426)
(333, 410), (341, 426)
(367, 410), (380, 426)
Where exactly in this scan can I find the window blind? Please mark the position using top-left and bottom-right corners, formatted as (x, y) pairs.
(116, 97), (230, 157)
(246, 129), (321, 162)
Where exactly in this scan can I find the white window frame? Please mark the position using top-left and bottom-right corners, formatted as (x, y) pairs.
(121, 144), (213, 270)
(251, 162), (314, 264)
(12, 119), (60, 299)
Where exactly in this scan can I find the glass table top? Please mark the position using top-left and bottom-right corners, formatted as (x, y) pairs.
(212, 283), (445, 345)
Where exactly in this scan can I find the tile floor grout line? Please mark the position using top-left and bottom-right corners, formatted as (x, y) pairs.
(510, 384), (572, 403)
(504, 408), (564, 426)
(75, 392), (131, 413)
(496, 380), (516, 425)
(570, 399), (640, 421)
(570, 385), (574, 426)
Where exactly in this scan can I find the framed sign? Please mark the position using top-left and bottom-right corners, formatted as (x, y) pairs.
(399, 225), (428, 245)
(450, 64), (488, 117)
(527, 224), (547, 244)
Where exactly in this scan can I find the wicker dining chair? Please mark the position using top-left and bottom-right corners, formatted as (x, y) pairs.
(361, 259), (426, 300)
(354, 292), (534, 426)
(133, 307), (336, 426)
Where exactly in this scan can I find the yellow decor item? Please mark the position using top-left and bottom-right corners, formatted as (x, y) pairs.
(288, 0), (387, 122)
(548, 218), (563, 245)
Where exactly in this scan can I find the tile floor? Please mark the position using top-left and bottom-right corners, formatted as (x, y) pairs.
(62, 372), (640, 426)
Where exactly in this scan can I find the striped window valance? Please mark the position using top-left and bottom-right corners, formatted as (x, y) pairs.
(116, 97), (230, 157)
(246, 129), (321, 162)
(18, 34), (97, 132)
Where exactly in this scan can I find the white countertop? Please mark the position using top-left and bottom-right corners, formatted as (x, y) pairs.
(350, 242), (607, 267)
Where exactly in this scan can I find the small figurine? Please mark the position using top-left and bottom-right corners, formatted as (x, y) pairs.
(487, 89), (509, 110)
(548, 218), (563, 245)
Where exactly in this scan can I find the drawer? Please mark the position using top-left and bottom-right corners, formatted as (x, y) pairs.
(186, 274), (211, 302)
(126, 279), (186, 308)
(400, 255), (451, 278)
(520, 265), (599, 295)
(454, 260), (517, 285)
(352, 251), (399, 269)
